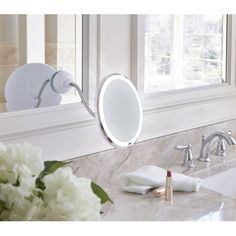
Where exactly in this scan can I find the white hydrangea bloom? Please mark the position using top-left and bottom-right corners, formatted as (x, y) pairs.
(0, 188), (43, 221)
(0, 142), (44, 220)
(0, 142), (44, 185)
(0, 142), (104, 221)
(40, 167), (102, 221)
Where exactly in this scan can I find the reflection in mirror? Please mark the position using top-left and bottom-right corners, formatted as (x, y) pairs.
(0, 14), (230, 114)
(5, 63), (61, 111)
(0, 15), (21, 112)
(0, 14), (82, 113)
(45, 15), (82, 105)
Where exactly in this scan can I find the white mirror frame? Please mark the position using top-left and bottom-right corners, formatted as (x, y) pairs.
(1, 15), (236, 162)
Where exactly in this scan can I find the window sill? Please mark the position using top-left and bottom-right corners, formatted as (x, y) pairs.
(1, 83), (236, 161)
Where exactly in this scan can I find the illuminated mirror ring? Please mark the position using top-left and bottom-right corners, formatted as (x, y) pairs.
(96, 73), (143, 147)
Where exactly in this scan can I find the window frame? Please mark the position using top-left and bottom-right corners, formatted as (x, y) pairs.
(132, 14), (236, 107)
(129, 14), (236, 142)
(144, 15), (227, 92)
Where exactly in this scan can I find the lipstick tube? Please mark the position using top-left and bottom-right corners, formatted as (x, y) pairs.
(153, 186), (166, 197)
(165, 170), (173, 201)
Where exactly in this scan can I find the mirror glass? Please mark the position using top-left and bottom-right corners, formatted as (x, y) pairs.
(0, 14), (229, 114)
(0, 14), (82, 113)
(97, 74), (143, 147)
(5, 63), (61, 111)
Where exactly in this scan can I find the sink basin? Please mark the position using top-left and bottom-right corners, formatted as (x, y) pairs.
(202, 167), (236, 199)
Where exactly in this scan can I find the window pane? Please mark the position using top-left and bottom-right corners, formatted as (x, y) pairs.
(144, 15), (226, 93)
(148, 15), (173, 34)
(145, 15), (173, 92)
(184, 15), (223, 35)
(184, 35), (223, 60)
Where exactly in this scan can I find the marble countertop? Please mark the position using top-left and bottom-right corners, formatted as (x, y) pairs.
(102, 148), (236, 221)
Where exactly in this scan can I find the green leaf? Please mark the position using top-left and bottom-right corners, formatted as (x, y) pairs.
(35, 161), (66, 192)
(0, 200), (7, 214)
(0, 179), (8, 184)
(25, 195), (34, 203)
(91, 182), (113, 204)
(12, 177), (20, 187)
(35, 177), (46, 192)
(40, 161), (67, 178)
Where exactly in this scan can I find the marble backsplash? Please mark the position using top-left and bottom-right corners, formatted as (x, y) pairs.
(68, 118), (236, 190)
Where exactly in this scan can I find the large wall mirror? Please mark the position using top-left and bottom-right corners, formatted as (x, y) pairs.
(0, 14), (229, 113)
(0, 14), (82, 113)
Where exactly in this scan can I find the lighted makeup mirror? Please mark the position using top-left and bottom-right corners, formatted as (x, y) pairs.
(96, 74), (143, 147)
(5, 63), (143, 147)
(51, 71), (143, 147)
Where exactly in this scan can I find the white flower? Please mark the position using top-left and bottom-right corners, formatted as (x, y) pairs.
(0, 192), (43, 221)
(0, 142), (44, 185)
(40, 167), (102, 221)
(0, 142), (105, 221)
(0, 142), (44, 220)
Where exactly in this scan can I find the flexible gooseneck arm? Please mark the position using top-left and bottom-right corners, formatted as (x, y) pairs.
(70, 82), (95, 118)
(49, 70), (95, 118)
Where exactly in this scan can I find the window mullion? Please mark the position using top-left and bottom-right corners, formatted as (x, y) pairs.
(82, 15), (99, 109)
(222, 15), (227, 83)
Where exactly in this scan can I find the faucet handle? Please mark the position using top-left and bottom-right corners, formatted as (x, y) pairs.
(175, 144), (194, 168)
(214, 137), (227, 156)
(175, 144), (191, 150)
(214, 130), (235, 157)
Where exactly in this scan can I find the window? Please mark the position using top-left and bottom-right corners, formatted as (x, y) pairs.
(144, 15), (226, 93)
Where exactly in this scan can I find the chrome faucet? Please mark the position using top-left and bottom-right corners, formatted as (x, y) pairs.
(175, 144), (195, 167)
(198, 130), (236, 162)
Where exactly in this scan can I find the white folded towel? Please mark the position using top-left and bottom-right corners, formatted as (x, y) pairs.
(120, 165), (201, 194)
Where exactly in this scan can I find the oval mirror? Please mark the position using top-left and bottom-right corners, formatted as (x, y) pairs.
(97, 74), (143, 147)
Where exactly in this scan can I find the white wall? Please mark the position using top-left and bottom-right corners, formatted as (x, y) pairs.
(99, 15), (131, 80)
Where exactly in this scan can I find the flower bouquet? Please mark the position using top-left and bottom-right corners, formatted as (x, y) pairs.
(0, 142), (112, 220)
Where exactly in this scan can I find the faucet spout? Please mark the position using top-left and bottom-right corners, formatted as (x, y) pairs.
(198, 130), (236, 162)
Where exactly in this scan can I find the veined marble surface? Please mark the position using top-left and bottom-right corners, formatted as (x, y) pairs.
(101, 151), (236, 221)
(68, 119), (236, 221)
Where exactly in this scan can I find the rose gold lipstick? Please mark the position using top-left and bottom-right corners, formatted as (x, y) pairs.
(165, 170), (173, 201)
(153, 186), (166, 198)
